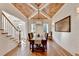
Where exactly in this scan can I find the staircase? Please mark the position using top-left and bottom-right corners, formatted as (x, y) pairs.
(0, 12), (20, 55)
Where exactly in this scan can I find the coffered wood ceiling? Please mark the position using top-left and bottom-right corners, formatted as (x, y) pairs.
(31, 3), (46, 9)
(13, 3), (35, 18)
(42, 3), (64, 18)
(12, 3), (64, 20)
(31, 13), (48, 19)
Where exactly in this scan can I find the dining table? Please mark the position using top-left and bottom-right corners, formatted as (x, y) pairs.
(30, 36), (47, 52)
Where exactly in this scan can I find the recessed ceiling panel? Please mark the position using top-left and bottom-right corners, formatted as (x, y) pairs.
(42, 3), (64, 18)
(13, 3), (35, 18)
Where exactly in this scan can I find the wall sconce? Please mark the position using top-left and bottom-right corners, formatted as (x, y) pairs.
(52, 22), (54, 25)
(76, 7), (79, 13)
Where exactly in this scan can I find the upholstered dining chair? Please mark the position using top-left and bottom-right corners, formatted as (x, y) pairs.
(28, 33), (33, 40)
(41, 40), (47, 51)
(28, 33), (33, 49)
(45, 33), (48, 40)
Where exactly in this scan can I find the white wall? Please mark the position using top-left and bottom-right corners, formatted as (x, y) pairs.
(0, 3), (27, 22)
(52, 3), (79, 55)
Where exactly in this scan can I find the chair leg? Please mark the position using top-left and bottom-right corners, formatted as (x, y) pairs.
(42, 45), (45, 52)
(32, 44), (34, 52)
(45, 45), (47, 51)
(30, 44), (31, 49)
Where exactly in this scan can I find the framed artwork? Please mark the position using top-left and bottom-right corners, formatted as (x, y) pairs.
(55, 16), (71, 32)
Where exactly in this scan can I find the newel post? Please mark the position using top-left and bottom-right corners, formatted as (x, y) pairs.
(18, 30), (21, 47)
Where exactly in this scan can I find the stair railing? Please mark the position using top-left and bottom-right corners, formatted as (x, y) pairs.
(1, 12), (21, 45)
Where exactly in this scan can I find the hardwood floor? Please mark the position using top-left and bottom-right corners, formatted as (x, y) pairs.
(5, 39), (72, 56)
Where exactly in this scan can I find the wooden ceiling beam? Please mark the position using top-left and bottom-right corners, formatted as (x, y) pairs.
(40, 11), (50, 19)
(27, 3), (37, 10)
(12, 3), (64, 20)
(40, 4), (49, 10)
(28, 11), (38, 19)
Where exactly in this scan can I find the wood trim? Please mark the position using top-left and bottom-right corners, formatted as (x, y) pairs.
(2, 13), (18, 31)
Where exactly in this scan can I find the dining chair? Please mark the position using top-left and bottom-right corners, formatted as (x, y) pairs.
(28, 33), (34, 49)
(45, 33), (48, 40)
(41, 40), (47, 51)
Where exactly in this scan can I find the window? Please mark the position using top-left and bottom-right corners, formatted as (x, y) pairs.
(43, 23), (48, 33)
(31, 23), (36, 32)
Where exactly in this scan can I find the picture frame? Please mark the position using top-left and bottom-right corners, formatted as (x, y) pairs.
(55, 16), (71, 32)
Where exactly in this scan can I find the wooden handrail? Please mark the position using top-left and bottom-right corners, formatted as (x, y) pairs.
(2, 13), (18, 31)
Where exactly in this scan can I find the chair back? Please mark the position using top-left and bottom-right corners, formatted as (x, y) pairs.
(28, 33), (33, 40)
(41, 40), (47, 45)
(45, 33), (48, 40)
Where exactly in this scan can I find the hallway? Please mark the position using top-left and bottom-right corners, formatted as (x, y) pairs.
(0, 3), (79, 56)
(5, 40), (72, 56)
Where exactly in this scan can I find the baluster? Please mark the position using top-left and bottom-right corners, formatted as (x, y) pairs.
(3, 16), (6, 32)
(7, 21), (9, 35)
(5, 17), (7, 33)
(6, 20), (8, 32)
(0, 15), (3, 29)
(10, 25), (12, 35)
(2, 15), (4, 29)
(14, 29), (17, 40)
(12, 27), (14, 38)
(8, 22), (10, 35)
(13, 27), (15, 37)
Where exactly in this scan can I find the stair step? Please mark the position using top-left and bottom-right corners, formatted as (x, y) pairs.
(0, 38), (18, 55)
(0, 29), (4, 30)
(6, 35), (12, 37)
(10, 37), (14, 39)
(0, 33), (11, 39)
(10, 38), (18, 43)
(0, 35), (12, 40)
(12, 39), (19, 43)
(0, 29), (19, 55)
(2, 32), (8, 34)
(0, 29), (4, 33)
(13, 39), (16, 41)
